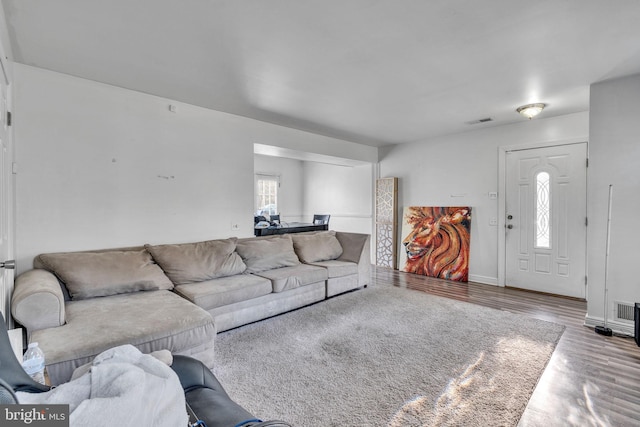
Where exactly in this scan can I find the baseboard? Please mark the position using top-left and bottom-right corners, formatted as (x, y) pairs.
(468, 274), (498, 286)
(584, 314), (635, 337)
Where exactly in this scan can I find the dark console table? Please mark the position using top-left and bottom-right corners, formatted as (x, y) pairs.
(254, 222), (328, 237)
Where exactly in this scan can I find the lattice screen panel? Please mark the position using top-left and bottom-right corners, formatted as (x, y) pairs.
(375, 177), (398, 268)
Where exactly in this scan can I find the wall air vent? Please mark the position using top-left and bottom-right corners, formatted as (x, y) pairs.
(465, 117), (493, 125)
(615, 301), (635, 322)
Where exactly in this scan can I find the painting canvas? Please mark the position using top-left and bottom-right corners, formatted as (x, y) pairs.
(400, 206), (471, 282)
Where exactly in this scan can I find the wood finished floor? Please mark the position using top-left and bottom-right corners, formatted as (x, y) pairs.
(372, 266), (640, 427)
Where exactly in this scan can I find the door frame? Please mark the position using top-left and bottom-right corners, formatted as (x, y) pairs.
(0, 38), (14, 328)
(497, 138), (589, 288)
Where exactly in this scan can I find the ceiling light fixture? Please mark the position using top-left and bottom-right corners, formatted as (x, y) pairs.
(516, 103), (546, 119)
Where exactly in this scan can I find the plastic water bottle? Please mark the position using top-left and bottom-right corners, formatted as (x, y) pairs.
(22, 342), (46, 384)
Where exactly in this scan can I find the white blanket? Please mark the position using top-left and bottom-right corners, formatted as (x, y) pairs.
(17, 345), (187, 427)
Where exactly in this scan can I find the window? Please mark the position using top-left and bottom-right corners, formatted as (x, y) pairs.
(255, 174), (279, 216)
(535, 171), (550, 248)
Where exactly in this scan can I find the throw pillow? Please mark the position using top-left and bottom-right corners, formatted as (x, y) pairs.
(291, 231), (343, 263)
(235, 235), (301, 273)
(145, 238), (246, 285)
(37, 250), (173, 300)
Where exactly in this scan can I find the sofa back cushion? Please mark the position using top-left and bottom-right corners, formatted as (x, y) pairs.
(236, 235), (300, 273)
(37, 250), (173, 300)
(145, 238), (246, 285)
(291, 231), (343, 263)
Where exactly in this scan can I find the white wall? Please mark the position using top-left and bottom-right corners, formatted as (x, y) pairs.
(379, 112), (589, 285)
(586, 73), (640, 334)
(12, 64), (377, 274)
(302, 162), (373, 234)
(254, 154), (304, 222)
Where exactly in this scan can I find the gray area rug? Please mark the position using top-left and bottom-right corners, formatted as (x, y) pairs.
(213, 284), (564, 426)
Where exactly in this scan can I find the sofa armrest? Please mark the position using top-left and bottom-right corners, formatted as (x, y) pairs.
(11, 269), (65, 333)
(335, 232), (371, 286)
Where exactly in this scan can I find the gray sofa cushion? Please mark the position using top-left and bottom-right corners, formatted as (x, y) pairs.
(236, 235), (300, 273)
(291, 231), (343, 263)
(31, 290), (216, 384)
(174, 274), (272, 310)
(256, 264), (328, 293)
(145, 238), (246, 285)
(37, 250), (173, 300)
(309, 260), (358, 278)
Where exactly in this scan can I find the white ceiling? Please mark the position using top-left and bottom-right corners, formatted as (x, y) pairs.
(3, 0), (640, 147)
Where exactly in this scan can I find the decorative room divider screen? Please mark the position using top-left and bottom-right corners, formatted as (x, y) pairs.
(375, 177), (398, 269)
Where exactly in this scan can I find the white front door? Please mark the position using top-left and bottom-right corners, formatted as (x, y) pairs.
(505, 143), (587, 298)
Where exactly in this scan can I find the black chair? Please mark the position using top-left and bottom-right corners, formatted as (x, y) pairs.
(171, 355), (258, 426)
(0, 378), (18, 404)
(0, 313), (291, 427)
(313, 214), (330, 225)
(0, 314), (49, 395)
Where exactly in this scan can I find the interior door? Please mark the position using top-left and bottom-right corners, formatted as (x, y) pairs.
(0, 54), (14, 326)
(505, 143), (587, 298)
